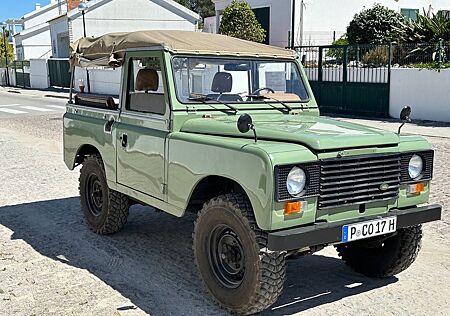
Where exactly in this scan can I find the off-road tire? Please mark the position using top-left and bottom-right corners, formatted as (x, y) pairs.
(336, 225), (422, 278)
(193, 193), (286, 315)
(79, 154), (129, 235)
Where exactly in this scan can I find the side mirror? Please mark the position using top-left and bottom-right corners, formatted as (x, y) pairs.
(237, 114), (253, 133)
(237, 114), (257, 142)
(398, 106), (412, 134)
(400, 105), (412, 122)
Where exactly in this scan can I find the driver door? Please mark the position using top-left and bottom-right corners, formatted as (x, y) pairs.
(116, 51), (169, 201)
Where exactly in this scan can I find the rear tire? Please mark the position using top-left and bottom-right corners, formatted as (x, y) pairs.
(79, 154), (129, 235)
(336, 225), (422, 278)
(193, 193), (286, 315)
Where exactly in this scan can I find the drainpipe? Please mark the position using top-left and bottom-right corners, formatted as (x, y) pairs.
(291, 0), (295, 49)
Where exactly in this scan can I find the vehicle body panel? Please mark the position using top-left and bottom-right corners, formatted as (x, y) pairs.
(63, 48), (438, 236)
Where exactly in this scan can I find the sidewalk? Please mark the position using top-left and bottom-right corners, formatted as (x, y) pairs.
(0, 86), (70, 100)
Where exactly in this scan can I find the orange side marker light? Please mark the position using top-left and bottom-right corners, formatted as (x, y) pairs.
(284, 201), (303, 216)
(407, 182), (425, 194)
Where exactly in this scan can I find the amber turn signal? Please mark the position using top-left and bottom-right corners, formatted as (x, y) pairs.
(284, 201), (303, 215)
(407, 182), (425, 194)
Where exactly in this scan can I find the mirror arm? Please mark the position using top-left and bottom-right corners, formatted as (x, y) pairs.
(251, 124), (257, 143)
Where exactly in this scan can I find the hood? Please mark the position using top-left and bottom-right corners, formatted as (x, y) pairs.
(180, 114), (399, 151)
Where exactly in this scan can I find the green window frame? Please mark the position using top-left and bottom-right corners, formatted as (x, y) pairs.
(400, 8), (419, 21)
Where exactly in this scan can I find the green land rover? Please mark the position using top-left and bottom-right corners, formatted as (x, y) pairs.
(65, 31), (442, 314)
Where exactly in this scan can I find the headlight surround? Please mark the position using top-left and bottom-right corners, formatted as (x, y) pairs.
(286, 167), (307, 196)
(408, 154), (423, 179)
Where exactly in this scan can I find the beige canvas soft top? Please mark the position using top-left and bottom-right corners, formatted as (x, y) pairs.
(69, 30), (296, 68)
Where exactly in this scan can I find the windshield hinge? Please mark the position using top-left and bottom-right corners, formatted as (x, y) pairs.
(186, 105), (197, 113)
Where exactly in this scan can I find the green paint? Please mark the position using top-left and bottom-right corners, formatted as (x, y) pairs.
(63, 49), (436, 232)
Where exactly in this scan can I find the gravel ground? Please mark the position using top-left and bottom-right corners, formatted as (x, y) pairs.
(0, 111), (449, 316)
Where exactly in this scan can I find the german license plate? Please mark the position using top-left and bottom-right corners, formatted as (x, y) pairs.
(342, 216), (397, 243)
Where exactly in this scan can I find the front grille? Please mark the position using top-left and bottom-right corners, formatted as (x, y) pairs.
(318, 153), (401, 209)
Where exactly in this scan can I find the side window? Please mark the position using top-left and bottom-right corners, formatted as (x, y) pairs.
(127, 57), (166, 115)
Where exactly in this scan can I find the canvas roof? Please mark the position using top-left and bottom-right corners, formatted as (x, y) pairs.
(69, 30), (297, 68)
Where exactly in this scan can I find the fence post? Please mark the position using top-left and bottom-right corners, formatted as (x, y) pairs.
(343, 45), (348, 83)
(318, 47), (323, 82)
(21, 61), (25, 88)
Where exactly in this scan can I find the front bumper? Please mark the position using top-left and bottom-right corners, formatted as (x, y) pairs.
(267, 204), (442, 251)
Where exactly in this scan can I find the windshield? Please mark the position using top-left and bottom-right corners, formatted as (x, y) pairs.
(172, 57), (309, 105)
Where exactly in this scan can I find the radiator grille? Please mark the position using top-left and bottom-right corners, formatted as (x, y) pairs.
(318, 153), (401, 209)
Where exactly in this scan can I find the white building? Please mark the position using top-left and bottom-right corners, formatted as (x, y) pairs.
(15, 1), (67, 60)
(16, 0), (200, 60)
(210, 0), (450, 48)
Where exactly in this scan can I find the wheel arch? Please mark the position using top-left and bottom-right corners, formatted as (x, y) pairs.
(185, 175), (268, 228)
(74, 144), (102, 167)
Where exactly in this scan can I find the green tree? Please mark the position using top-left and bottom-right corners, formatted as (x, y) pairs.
(174, 0), (215, 19)
(347, 4), (405, 44)
(219, 0), (265, 43)
(395, 11), (450, 43)
(0, 31), (14, 67)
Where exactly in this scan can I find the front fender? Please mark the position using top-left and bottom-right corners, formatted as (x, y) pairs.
(167, 132), (316, 230)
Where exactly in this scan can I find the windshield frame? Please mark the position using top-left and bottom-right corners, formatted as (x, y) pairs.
(170, 55), (311, 109)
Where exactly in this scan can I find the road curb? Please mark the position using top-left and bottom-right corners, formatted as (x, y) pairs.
(44, 94), (69, 100)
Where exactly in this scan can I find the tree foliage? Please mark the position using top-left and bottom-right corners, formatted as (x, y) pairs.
(0, 32), (14, 65)
(219, 0), (265, 43)
(347, 4), (405, 44)
(395, 12), (450, 43)
(174, 0), (215, 19)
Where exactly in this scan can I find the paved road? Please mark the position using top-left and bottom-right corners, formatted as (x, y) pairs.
(0, 96), (449, 316)
(0, 90), (67, 117)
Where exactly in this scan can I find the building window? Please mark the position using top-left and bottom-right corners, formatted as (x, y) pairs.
(401, 8), (419, 21)
(438, 10), (450, 19)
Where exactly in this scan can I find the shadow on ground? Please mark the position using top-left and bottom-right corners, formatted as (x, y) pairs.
(0, 198), (396, 315)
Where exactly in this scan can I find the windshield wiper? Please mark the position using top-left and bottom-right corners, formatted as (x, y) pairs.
(247, 94), (292, 113)
(188, 95), (238, 114)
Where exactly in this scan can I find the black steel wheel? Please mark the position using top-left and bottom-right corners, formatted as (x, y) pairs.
(79, 154), (130, 235)
(209, 224), (246, 289)
(85, 173), (103, 216)
(193, 193), (286, 315)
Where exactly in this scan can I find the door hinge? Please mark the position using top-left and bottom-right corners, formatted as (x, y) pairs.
(161, 183), (168, 194)
(186, 105), (197, 113)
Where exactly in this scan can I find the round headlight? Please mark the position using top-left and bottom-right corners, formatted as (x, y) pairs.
(408, 154), (423, 179)
(286, 167), (307, 196)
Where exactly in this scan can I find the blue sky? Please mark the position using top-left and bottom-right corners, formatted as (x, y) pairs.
(1, 0), (51, 21)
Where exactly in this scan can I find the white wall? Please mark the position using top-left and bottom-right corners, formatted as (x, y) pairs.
(75, 67), (122, 95)
(23, 1), (67, 29)
(30, 59), (50, 89)
(390, 68), (450, 122)
(69, 0), (198, 42)
(20, 27), (53, 60)
(299, 0), (450, 46)
(49, 16), (70, 58)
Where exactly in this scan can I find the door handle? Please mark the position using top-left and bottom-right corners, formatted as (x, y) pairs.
(104, 116), (115, 133)
(120, 133), (128, 147)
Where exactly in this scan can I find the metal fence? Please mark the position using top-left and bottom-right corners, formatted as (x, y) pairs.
(13, 60), (31, 88)
(294, 42), (449, 118)
(297, 42), (450, 80)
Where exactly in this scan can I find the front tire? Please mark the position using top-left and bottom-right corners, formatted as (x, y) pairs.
(79, 155), (129, 235)
(193, 194), (286, 315)
(336, 225), (422, 278)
